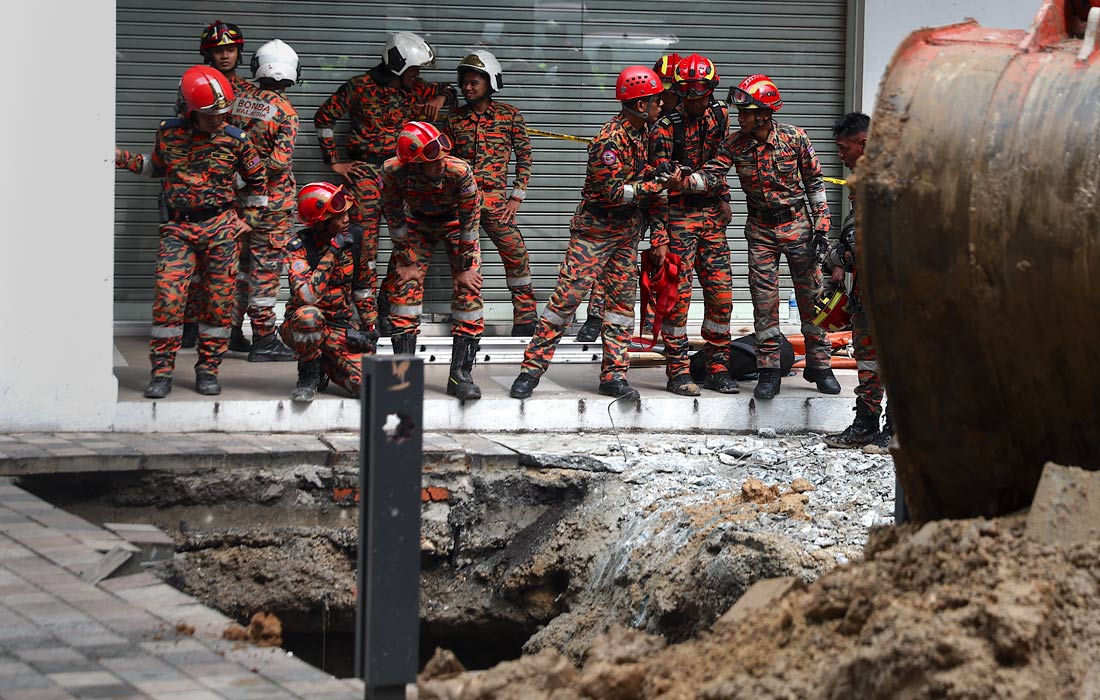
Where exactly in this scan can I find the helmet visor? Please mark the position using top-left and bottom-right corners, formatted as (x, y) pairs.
(728, 86), (758, 108)
(322, 186), (354, 219)
(419, 132), (452, 162)
(678, 80), (714, 99)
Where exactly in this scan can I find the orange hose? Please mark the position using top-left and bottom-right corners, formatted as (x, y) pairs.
(792, 357), (858, 370)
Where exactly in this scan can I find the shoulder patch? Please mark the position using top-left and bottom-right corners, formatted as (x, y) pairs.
(159, 117), (185, 129)
(290, 259), (309, 274)
(223, 125), (247, 141)
(601, 149), (619, 165)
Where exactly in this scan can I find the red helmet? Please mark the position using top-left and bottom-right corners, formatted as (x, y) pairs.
(298, 182), (355, 225)
(199, 20), (245, 57)
(812, 289), (852, 332)
(674, 54), (719, 98)
(177, 65), (235, 118)
(728, 74), (783, 111)
(615, 66), (662, 103)
(652, 53), (683, 91)
(396, 121), (452, 164)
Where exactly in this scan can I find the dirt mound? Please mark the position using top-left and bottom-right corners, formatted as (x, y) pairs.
(422, 516), (1100, 699)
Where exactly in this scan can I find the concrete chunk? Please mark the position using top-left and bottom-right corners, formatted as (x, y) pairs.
(1025, 462), (1100, 546)
(715, 576), (804, 628)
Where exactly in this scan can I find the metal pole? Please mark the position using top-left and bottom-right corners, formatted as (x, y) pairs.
(356, 355), (423, 700)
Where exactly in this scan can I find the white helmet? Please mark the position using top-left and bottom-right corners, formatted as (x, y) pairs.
(251, 39), (300, 85)
(457, 50), (503, 93)
(383, 32), (436, 76)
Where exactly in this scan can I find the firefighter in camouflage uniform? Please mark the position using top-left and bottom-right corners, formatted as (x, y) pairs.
(652, 53), (738, 396)
(382, 121), (485, 401)
(179, 20), (257, 353)
(226, 38), (302, 363)
(700, 74), (841, 400)
(822, 112), (893, 453)
(282, 182), (378, 403)
(510, 65), (677, 401)
(575, 53), (684, 344)
(445, 50), (537, 336)
(116, 65), (266, 399)
(314, 32), (457, 335)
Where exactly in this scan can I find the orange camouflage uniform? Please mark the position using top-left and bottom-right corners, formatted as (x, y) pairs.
(117, 117), (265, 379)
(520, 113), (668, 384)
(380, 154), (483, 338)
(230, 85), (299, 338)
(281, 225), (368, 396)
(651, 102), (734, 382)
(445, 100), (536, 326)
(314, 70), (455, 327)
(701, 121), (832, 369)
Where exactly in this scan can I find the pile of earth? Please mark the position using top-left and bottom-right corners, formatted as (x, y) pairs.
(419, 514), (1100, 699)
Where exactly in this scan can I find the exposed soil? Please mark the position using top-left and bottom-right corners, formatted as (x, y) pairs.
(419, 515), (1100, 700)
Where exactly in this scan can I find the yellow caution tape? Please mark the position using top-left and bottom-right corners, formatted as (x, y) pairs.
(528, 127), (592, 144)
(824, 176), (848, 186)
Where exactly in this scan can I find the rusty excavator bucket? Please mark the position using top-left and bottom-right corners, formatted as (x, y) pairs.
(859, 0), (1100, 521)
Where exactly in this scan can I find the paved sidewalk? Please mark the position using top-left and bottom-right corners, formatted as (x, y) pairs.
(0, 478), (370, 700)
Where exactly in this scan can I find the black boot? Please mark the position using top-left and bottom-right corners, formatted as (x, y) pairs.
(803, 366), (842, 394)
(229, 325), (252, 353)
(248, 332), (296, 362)
(509, 372), (540, 399)
(702, 370), (740, 394)
(575, 316), (602, 343)
(446, 336), (482, 401)
(391, 332), (417, 355)
(666, 374), (701, 396)
(181, 323), (198, 349)
(598, 378), (639, 400)
(825, 402), (880, 449)
(753, 368), (782, 400)
(291, 359), (322, 403)
(144, 376), (172, 399)
(377, 292), (395, 338)
(195, 370), (221, 396)
(863, 406), (894, 454)
(511, 321), (537, 336)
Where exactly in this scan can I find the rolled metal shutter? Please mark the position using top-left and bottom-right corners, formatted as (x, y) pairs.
(115, 0), (847, 327)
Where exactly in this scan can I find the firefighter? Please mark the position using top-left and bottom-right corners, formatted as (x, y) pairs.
(226, 38), (301, 363)
(314, 32), (457, 337)
(283, 183), (378, 403)
(445, 50), (537, 336)
(510, 66), (676, 400)
(177, 20), (254, 351)
(382, 122), (485, 401)
(576, 52), (684, 344)
(116, 65), (266, 399)
(699, 74), (841, 400)
(653, 54), (738, 395)
(822, 112), (892, 452)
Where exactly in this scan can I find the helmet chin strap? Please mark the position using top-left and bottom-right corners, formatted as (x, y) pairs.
(622, 97), (652, 119)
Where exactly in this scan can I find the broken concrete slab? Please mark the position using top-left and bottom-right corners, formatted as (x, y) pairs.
(1025, 462), (1100, 546)
(715, 576), (805, 628)
(79, 545), (134, 584)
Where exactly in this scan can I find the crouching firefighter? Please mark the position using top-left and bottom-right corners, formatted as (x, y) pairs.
(282, 182), (379, 403)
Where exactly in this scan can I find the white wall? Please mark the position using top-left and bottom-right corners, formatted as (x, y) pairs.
(861, 0), (1040, 112)
(0, 2), (118, 430)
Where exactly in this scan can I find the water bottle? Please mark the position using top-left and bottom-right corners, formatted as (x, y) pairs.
(788, 290), (799, 322)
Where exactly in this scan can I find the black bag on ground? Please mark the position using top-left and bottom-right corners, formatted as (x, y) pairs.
(689, 333), (796, 382)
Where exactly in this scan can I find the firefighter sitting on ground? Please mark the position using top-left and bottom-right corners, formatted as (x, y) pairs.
(283, 183), (378, 403)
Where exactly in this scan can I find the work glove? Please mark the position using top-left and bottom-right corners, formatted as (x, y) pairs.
(330, 230), (354, 252)
(812, 229), (830, 264)
(345, 327), (379, 353)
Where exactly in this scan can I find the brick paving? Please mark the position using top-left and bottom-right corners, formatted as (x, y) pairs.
(0, 478), (369, 700)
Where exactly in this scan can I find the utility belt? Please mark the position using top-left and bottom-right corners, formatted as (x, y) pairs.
(583, 202), (640, 222)
(167, 206), (233, 224)
(670, 193), (720, 208)
(346, 146), (388, 166)
(747, 204), (800, 227)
